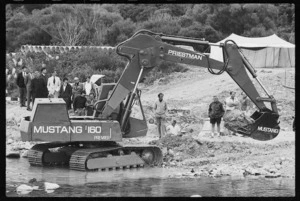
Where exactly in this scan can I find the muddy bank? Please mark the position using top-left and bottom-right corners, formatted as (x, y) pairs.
(144, 134), (295, 179)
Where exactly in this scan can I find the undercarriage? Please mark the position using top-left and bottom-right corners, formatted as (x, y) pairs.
(28, 142), (163, 171)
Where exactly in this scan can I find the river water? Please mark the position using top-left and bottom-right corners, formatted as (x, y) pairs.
(6, 158), (295, 197)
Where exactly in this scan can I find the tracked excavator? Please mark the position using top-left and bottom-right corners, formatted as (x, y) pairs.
(20, 30), (280, 171)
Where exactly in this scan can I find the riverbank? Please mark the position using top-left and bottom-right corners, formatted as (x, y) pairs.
(6, 66), (295, 180)
(6, 100), (295, 179)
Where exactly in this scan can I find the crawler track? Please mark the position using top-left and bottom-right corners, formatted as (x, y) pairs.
(27, 142), (163, 171)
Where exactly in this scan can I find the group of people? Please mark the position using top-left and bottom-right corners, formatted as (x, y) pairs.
(16, 65), (97, 116)
(208, 91), (252, 137)
(152, 91), (253, 139)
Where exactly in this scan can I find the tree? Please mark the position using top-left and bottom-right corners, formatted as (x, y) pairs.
(104, 19), (136, 46)
(56, 15), (85, 45)
(139, 9), (181, 35)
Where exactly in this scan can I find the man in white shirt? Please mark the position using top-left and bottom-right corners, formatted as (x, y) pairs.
(47, 70), (61, 98)
(84, 76), (94, 96)
(166, 120), (181, 135)
(224, 91), (239, 111)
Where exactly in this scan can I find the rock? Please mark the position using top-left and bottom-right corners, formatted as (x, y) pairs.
(244, 167), (254, 175)
(45, 190), (55, 193)
(32, 186), (39, 190)
(182, 172), (194, 177)
(274, 164), (281, 170)
(6, 151), (20, 158)
(162, 147), (168, 155)
(263, 165), (271, 171)
(280, 157), (286, 161)
(44, 182), (60, 190)
(268, 168), (277, 173)
(16, 184), (33, 194)
(265, 173), (281, 178)
(170, 162), (176, 166)
(21, 150), (29, 158)
(168, 149), (174, 156)
(24, 142), (32, 150)
(29, 178), (37, 184)
(7, 138), (13, 144)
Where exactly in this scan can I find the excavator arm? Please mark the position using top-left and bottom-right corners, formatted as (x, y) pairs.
(102, 30), (280, 141)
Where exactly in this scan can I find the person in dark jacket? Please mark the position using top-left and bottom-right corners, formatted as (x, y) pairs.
(31, 71), (44, 104)
(59, 77), (73, 110)
(73, 91), (87, 116)
(85, 92), (97, 116)
(16, 65), (27, 107)
(24, 69), (34, 111)
(40, 66), (48, 98)
(208, 95), (225, 137)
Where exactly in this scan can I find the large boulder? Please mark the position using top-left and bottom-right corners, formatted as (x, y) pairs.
(223, 109), (255, 132)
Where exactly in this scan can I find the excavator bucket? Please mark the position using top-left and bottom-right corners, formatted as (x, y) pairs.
(236, 111), (280, 141)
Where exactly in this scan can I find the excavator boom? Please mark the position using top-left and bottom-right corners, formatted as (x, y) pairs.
(102, 30), (280, 141)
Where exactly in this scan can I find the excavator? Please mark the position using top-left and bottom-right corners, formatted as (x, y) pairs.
(20, 29), (280, 171)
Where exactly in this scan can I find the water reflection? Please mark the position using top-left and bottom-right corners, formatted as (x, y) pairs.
(6, 158), (295, 197)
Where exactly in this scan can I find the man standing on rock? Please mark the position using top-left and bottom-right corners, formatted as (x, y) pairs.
(208, 95), (225, 137)
(153, 93), (168, 138)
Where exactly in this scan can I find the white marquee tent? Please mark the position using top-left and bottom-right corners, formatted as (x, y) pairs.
(210, 34), (295, 68)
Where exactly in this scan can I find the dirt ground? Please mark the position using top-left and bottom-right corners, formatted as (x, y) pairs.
(6, 66), (295, 179)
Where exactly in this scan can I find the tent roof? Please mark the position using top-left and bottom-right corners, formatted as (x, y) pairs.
(213, 33), (295, 48)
